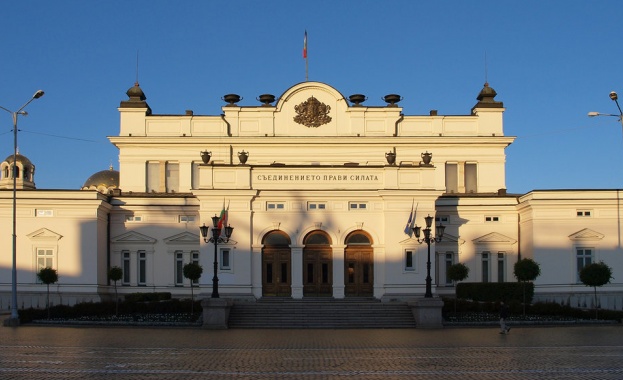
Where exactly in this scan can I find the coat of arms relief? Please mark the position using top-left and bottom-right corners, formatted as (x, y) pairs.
(293, 96), (332, 128)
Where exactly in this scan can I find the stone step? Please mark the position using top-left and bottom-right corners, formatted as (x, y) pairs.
(228, 299), (416, 329)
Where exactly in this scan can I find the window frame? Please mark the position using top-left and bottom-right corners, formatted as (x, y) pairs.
(576, 247), (593, 283)
(175, 251), (184, 286)
(348, 202), (368, 210)
(404, 249), (415, 272)
(122, 251), (131, 285)
(267, 202), (285, 210)
(481, 251), (490, 283)
(138, 250), (147, 286)
(220, 248), (232, 271)
(308, 202), (327, 211)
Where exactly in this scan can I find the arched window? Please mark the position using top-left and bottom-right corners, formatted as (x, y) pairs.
(345, 232), (371, 245)
(304, 231), (331, 245)
(263, 231), (291, 246)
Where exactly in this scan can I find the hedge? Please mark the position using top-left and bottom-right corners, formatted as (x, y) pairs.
(456, 282), (534, 304)
(124, 292), (172, 303)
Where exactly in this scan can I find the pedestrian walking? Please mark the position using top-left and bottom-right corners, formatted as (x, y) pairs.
(499, 301), (511, 334)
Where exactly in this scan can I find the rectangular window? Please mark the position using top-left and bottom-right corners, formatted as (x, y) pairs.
(37, 248), (54, 270)
(497, 252), (505, 282)
(267, 202), (285, 210)
(36, 209), (53, 217)
(482, 252), (490, 283)
(220, 248), (231, 270)
(308, 202), (327, 210)
(179, 215), (196, 223)
(435, 216), (449, 223)
(122, 251), (131, 285)
(405, 250), (415, 271)
(192, 251), (199, 284)
(125, 215), (142, 222)
(485, 216), (500, 222)
(445, 163), (458, 193)
(349, 202), (368, 210)
(445, 253), (454, 285)
(576, 210), (592, 217)
(576, 248), (593, 282)
(191, 162), (200, 190)
(165, 162), (179, 193)
(465, 163), (477, 193)
(146, 162), (160, 192)
(175, 252), (184, 286)
(138, 251), (146, 286)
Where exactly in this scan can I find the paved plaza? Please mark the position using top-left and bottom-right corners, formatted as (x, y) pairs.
(0, 323), (621, 379)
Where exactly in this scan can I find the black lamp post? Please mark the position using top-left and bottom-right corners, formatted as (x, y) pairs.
(588, 91), (623, 135)
(199, 215), (234, 298)
(412, 214), (445, 298)
(1, 90), (44, 327)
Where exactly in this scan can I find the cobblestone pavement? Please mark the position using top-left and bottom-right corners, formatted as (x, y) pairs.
(0, 324), (621, 379)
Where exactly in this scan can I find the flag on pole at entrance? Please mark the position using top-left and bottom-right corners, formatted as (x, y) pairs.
(217, 200), (229, 237)
(404, 201), (417, 237)
(303, 30), (308, 59)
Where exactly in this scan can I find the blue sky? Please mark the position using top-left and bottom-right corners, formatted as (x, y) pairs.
(1, 1), (622, 193)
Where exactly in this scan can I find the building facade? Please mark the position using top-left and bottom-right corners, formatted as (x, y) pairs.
(0, 81), (621, 310)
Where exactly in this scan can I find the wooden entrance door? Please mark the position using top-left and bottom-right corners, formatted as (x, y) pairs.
(344, 232), (373, 297)
(262, 231), (291, 297)
(303, 247), (333, 296)
(303, 231), (333, 297)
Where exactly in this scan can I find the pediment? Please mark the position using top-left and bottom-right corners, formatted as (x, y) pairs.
(111, 231), (157, 244)
(435, 233), (464, 245)
(27, 228), (63, 241)
(473, 232), (517, 245)
(163, 231), (200, 245)
(568, 228), (604, 241)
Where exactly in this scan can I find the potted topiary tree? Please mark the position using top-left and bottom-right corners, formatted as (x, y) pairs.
(447, 263), (469, 313)
(108, 266), (123, 316)
(579, 261), (613, 319)
(513, 258), (541, 316)
(183, 262), (203, 314)
(37, 267), (58, 319)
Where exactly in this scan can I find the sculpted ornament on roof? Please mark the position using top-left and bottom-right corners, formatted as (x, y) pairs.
(293, 96), (332, 128)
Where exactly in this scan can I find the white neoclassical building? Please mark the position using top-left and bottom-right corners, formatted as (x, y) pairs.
(0, 80), (621, 310)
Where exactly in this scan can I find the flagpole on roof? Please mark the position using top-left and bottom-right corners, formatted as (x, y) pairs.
(303, 30), (308, 81)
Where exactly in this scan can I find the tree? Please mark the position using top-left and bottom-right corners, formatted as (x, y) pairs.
(513, 258), (541, 316)
(183, 262), (203, 314)
(580, 262), (613, 319)
(37, 267), (59, 319)
(447, 263), (469, 312)
(108, 266), (123, 316)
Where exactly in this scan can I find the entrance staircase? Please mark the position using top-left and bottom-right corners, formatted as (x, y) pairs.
(227, 298), (416, 329)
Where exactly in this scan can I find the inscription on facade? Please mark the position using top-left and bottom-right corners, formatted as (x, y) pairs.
(256, 173), (379, 182)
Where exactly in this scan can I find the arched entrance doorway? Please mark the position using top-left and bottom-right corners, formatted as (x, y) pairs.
(344, 231), (373, 297)
(303, 230), (332, 297)
(262, 231), (291, 297)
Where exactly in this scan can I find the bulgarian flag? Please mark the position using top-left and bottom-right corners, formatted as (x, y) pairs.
(217, 200), (229, 232)
(303, 30), (308, 59)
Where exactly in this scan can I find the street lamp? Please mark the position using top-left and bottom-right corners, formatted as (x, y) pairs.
(412, 214), (445, 298)
(199, 215), (234, 298)
(1, 90), (44, 327)
(588, 90), (623, 133)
